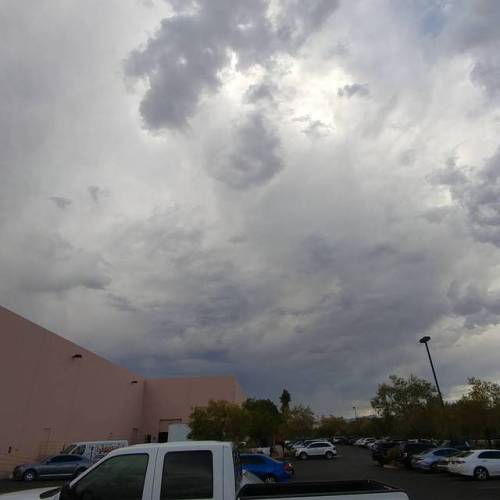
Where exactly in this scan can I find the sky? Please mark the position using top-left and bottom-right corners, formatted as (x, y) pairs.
(2, 0), (500, 417)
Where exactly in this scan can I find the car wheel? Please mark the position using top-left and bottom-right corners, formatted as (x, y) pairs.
(299, 452), (308, 460)
(430, 462), (439, 472)
(474, 466), (489, 481)
(325, 451), (334, 460)
(264, 474), (276, 483)
(23, 470), (36, 482)
(74, 467), (87, 478)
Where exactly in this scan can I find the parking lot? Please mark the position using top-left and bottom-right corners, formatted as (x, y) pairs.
(293, 445), (500, 500)
(2, 445), (500, 499)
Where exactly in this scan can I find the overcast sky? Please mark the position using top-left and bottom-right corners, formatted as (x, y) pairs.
(3, 0), (500, 416)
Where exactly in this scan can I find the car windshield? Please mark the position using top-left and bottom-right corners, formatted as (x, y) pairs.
(61, 445), (76, 454)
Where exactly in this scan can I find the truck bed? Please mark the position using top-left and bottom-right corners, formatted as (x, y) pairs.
(239, 480), (407, 499)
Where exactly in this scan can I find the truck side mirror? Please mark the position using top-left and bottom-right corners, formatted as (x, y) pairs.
(59, 483), (77, 500)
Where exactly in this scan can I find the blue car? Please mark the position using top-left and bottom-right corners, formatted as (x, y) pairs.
(411, 448), (459, 471)
(240, 453), (294, 483)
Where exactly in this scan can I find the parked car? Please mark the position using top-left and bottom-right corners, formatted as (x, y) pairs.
(355, 438), (375, 447)
(448, 449), (500, 480)
(12, 454), (92, 481)
(332, 437), (349, 445)
(290, 440), (308, 449)
(240, 453), (294, 483)
(372, 442), (400, 465)
(435, 451), (470, 472)
(362, 438), (376, 448)
(411, 448), (459, 471)
(295, 441), (337, 460)
(8, 441), (409, 500)
(397, 442), (432, 468)
(291, 439), (322, 451)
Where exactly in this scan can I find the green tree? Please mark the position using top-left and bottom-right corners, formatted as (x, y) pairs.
(371, 374), (437, 418)
(281, 404), (316, 439)
(316, 415), (347, 437)
(371, 374), (439, 437)
(189, 400), (250, 442)
(243, 398), (282, 446)
(279, 389), (291, 414)
(452, 378), (500, 444)
(462, 378), (500, 408)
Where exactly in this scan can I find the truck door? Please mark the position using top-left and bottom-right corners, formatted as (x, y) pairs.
(153, 445), (223, 500)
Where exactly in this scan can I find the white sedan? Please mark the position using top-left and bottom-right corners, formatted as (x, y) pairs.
(448, 450), (500, 480)
(295, 441), (337, 460)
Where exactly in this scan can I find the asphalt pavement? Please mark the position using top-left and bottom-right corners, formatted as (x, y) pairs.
(291, 445), (500, 500)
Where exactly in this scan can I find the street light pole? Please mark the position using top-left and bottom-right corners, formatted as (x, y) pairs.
(419, 336), (445, 408)
(352, 406), (358, 419)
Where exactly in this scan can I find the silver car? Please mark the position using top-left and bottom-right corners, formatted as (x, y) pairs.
(12, 454), (91, 481)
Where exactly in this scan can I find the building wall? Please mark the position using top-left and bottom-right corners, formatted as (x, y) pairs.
(0, 306), (145, 478)
(0, 306), (245, 478)
(142, 376), (245, 441)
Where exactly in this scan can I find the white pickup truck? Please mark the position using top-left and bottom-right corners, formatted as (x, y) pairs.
(1, 441), (409, 500)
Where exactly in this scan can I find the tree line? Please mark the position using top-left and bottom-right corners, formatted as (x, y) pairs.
(188, 376), (500, 446)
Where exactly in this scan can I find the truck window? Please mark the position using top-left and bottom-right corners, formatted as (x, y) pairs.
(233, 448), (242, 492)
(161, 450), (213, 500)
(72, 454), (148, 500)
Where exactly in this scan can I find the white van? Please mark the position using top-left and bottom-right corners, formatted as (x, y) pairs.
(61, 440), (128, 462)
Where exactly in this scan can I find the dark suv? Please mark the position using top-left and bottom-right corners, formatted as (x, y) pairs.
(398, 443), (431, 468)
(372, 442), (400, 465)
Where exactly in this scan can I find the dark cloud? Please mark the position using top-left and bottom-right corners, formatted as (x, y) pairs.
(337, 83), (370, 98)
(125, 0), (274, 129)
(13, 233), (111, 293)
(292, 115), (332, 138)
(302, 119), (331, 138)
(274, 0), (339, 47)
(244, 81), (277, 104)
(208, 112), (283, 189)
(125, 0), (339, 130)
(435, 148), (500, 246)
(448, 280), (500, 329)
(470, 59), (500, 100)
(49, 196), (72, 209)
(429, 158), (468, 186)
(88, 185), (108, 203)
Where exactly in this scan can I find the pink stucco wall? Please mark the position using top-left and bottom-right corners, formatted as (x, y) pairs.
(0, 306), (145, 477)
(0, 306), (245, 478)
(142, 376), (245, 440)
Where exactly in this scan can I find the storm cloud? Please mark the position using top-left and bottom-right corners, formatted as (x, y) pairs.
(4, 0), (500, 416)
